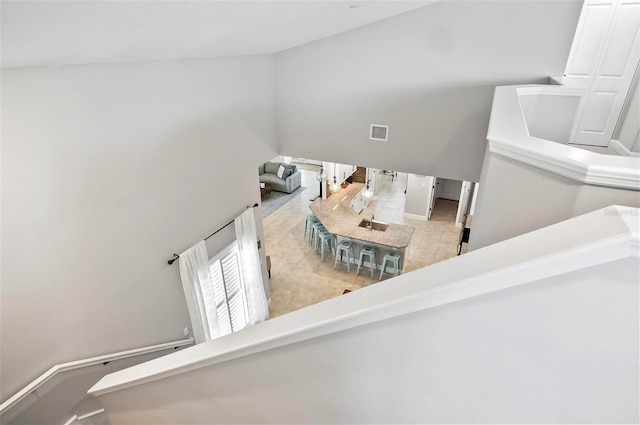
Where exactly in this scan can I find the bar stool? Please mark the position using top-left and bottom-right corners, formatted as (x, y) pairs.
(304, 215), (319, 243)
(379, 250), (401, 280)
(317, 229), (335, 262)
(334, 239), (354, 273)
(311, 221), (325, 248)
(356, 245), (377, 279)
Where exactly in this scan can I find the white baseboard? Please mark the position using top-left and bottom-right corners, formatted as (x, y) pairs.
(403, 212), (428, 221)
(64, 408), (106, 425)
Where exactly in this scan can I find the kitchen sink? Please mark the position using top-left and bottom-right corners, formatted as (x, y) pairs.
(358, 219), (389, 232)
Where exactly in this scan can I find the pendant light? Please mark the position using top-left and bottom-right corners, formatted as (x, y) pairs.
(329, 163), (341, 194)
(315, 166), (328, 183)
(316, 166), (328, 199)
(363, 168), (373, 199)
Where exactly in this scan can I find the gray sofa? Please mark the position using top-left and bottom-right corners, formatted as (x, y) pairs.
(259, 162), (302, 194)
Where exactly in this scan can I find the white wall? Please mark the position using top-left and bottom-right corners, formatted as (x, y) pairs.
(98, 257), (639, 424)
(615, 72), (640, 152)
(275, 0), (582, 183)
(438, 178), (462, 201)
(518, 92), (581, 144)
(469, 149), (640, 249)
(0, 56), (278, 402)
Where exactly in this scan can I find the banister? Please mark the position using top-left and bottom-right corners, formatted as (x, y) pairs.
(89, 206), (639, 398)
(0, 337), (194, 415)
(487, 85), (640, 190)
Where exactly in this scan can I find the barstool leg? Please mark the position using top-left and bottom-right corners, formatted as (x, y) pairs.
(370, 254), (375, 280)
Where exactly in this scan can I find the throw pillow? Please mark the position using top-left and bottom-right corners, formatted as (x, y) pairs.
(277, 164), (286, 179)
(264, 162), (280, 174)
(283, 167), (293, 179)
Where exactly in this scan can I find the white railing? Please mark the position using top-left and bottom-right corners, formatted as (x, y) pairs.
(90, 206), (639, 400)
(487, 85), (640, 190)
(0, 337), (194, 415)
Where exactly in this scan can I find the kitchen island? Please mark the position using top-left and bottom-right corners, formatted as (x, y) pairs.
(310, 183), (415, 276)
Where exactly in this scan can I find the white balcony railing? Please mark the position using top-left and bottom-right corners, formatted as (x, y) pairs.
(488, 85), (640, 190)
(89, 206), (639, 424)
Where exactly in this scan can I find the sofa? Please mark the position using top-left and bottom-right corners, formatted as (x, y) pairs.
(259, 162), (302, 194)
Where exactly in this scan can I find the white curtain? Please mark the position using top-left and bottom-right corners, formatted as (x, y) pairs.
(178, 241), (220, 343)
(234, 208), (270, 324)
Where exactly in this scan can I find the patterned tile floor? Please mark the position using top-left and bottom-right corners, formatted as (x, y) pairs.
(263, 168), (465, 318)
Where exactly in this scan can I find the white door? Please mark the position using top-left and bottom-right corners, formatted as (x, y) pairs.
(404, 174), (435, 220)
(565, 0), (640, 146)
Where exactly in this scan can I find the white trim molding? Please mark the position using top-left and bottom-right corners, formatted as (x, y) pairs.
(63, 409), (105, 425)
(0, 338), (194, 415)
(402, 212), (428, 221)
(610, 139), (640, 157)
(76, 408), (106, 422)
(488, 85), (640, 190)
(63, 415), (78, 425)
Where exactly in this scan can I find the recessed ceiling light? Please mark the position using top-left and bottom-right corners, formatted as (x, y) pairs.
(349, 2), (364, 8)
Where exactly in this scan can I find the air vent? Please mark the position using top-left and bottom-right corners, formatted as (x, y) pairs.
(370, 124), (389, 141)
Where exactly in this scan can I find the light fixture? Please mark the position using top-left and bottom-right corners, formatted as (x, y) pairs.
(330, 177), (341, 194)
(316, 166), (328, 199)
(363, 180), (373, 199)
(341, 172), (349, 188)
(329, 164), (341, 194)
(363, 168), (373, 199)
(315, 167), (328, 183)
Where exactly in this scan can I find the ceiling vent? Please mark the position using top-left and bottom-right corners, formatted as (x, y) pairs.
(370, 124), (389, 141)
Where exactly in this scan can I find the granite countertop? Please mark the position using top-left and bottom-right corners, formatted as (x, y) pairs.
(310, 183), (415, 248)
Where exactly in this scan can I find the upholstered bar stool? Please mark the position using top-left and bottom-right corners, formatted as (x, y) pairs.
(304, 215), (319, 244)
(379, 250), (401, 280)
(317, 229), (335, 262)
(356, 245), (377, 279)
(334, 239), (354, 273)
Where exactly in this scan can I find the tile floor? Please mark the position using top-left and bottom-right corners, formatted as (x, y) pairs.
(262, 166), (465, 318)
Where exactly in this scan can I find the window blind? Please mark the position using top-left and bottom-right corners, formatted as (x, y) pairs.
(208, 242), (249, 336)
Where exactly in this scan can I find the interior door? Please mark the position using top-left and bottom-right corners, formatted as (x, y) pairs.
(455, 181), (474, 227)
(428, 178), (439, 220)
(565, 0), (640, 146)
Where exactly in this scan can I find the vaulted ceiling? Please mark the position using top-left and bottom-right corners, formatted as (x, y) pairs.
(1, 0), (435, 69)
